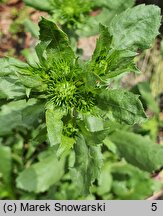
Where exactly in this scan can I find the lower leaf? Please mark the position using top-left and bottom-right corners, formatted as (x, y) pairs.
(109, 130), (163, 172)
(71, 134), (103, 195)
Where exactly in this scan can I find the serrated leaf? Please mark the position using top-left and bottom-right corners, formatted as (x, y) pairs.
(0, 77), (25, 99)
(97, 89), (146, 125)
(0, 57), (28, 76)
(110, 5), (161, 50)
(92, 24), (112, 62)
(18, 75), (47, 91)
(0, 99), (44, 136)
(91, 25), (138, 78)
(109, 130), (163, 172)
(71, 134), (103, 195)
(36, 17), (75, 65)
(46, 108), (64, 146)
(16, 151), (65, 193)
(103, 50), (139, 78)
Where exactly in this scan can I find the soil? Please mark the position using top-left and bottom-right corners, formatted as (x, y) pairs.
(0, 0), (46, 60)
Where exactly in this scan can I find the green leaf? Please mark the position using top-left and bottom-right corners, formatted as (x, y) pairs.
(97, 163), (112, 196)
(97, 89), (146, 125)
(24, 19), (39, 38)
(109, 130), (163, 172)
(111, 163), (159, 200)
(46, 107), (64, 146)
(142, 117), (158, 142)
(77, 120), (107, 145)
(22, 101), (44, 126)
(18, 75), (47, 91)
(0, 99), (44, 136)
(0, 57), (28, 76)
(0, 144), (13, 198)
(0, 145), (12, 185)
(85, 115), (104, 132)
(103, 137), (117, 154)
(16, 149), (65, 193)
(57, 136), (75, 158)
(92, 24), (112, 62)
(0, 77), (25, 99)
(35, 43), (47, 65)
(71, 134), (103, 195)
(77, 0), (135, 37)
(96, 0), (134, 10)
(110, 5), (161, 50)
(31, 125), (47, 147)
(36, 17), (75, 65)
(138, 82), (159, 114)
(91, 25), (139, 79)
(103, 50), (139, 78)
(24, 0), (53, 11)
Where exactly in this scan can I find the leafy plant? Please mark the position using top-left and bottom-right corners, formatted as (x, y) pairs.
(0, 4), (163, 198)
(24, 0), (135, 37)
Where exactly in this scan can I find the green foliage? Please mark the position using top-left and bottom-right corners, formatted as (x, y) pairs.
(0, 4), (162, 199)
(0, 144), (13, 198)
(96, 160), (160, 200)
(9, 10), (29, 35)
(137, 82), (160, 114)
(46, 107), (64, 146)
(24, 0), (53, 11)
(97, 89), (146, 124)
(16, 148), (65, 193)
(71, 134), (103, 195)
(0, 99), (44, 136)
(24, 0), (135, 37)
(109, 4), (161, 50)
(110, 163), (159, 200)
(37, 17), (75, 64)
(131, 81), (160, 142)
(109, 130), (163, 172)
(90, 24), (139, 81)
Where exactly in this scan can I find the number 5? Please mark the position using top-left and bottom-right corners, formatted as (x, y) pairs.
(151, 203), (157, 211)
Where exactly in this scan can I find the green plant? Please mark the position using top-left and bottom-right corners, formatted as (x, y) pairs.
(0, 4), (163, 199)
(24, 0), (135, 37)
